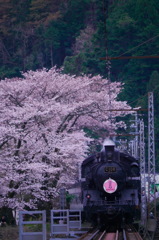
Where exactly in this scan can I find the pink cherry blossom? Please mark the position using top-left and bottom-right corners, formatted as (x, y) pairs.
(0, 67), (131, 209)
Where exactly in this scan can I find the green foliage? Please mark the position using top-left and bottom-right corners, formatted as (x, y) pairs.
(147, 71), (159, 92)
(0, 66), (22, 80)
(1, 0), (159, 166)
(66, 193), (75, 204)
(0, 0), (90, 75)
(64, 53), (86, 75)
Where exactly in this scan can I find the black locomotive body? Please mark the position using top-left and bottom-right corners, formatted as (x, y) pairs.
(81, 139), (141, 226)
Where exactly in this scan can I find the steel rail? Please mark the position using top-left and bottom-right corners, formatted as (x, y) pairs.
(123, 229), (127, 240)
(115, 230), (119, 240)
(87, 229), (100, 240)
(98, 230), (106, 240)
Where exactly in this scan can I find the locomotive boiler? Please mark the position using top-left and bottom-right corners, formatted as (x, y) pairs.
(81, 138), (141, 226)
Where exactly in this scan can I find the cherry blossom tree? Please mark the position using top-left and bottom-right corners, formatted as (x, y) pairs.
(0, 67), (131, 209)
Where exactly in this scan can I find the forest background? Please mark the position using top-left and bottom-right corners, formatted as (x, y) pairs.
(1, 0), (159, 182)
(1, 0), (159, 165)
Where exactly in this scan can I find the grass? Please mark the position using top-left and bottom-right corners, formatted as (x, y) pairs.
(0, 226), (19, 240)
(0, 226), (50, 240)
(0, 222), (91, 240)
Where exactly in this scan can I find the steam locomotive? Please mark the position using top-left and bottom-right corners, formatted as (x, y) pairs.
(81, 138), (141, 226)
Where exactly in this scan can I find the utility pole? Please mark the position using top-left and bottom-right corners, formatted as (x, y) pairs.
(129, 112), (139, 158)
(60, 188), (66, 210)
(147, 92), (156, 218)
(145, 92), (157, 240)
(135, 112), (139, 158)
(139, 119), (147, 235)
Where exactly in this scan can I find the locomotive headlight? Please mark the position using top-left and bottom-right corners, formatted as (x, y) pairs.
(86, 194), (91, 199)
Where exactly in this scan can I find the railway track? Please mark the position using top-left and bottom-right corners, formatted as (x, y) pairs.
(78, 229), (119, 240)
(78, 225), (143, 240)
(77, 229), (100, 240)
(124, 226), (143, 240)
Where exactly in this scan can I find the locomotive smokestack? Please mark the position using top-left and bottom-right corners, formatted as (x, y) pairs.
(103, 138), (115, 162)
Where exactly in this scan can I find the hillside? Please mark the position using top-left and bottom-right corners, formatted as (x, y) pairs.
(0, 0), (159, 165)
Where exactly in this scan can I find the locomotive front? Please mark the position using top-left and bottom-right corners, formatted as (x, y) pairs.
(92, 140), (126, 194)
(81, 139), (141, 225)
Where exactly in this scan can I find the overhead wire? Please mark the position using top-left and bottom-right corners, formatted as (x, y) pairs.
(127, 92), (149, 106)
(117, 33), (159, 58)
(114, 33), (159, 107)
(128, 81), (159, 106)
(102, 1), (159, 139)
